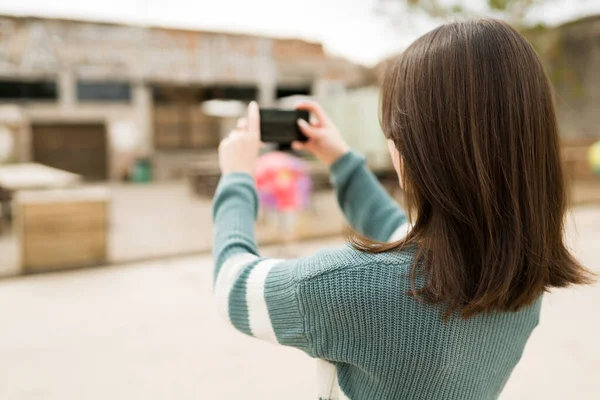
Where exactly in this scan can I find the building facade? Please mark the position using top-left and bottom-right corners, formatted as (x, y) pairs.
(525, 15), (600, 140)
(0, 15), (368, 180)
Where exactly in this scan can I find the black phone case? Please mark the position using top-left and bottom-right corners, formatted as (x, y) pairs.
(260, 109), (310, 144)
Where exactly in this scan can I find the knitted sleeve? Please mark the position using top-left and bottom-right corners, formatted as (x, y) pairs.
(330, 151), (408, 242)
(212, 163), (410, 353)
(212, 173), (314, 353)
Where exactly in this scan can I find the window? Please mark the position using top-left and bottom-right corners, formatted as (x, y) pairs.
(200, 85), (258, 102)
(276, 86), (311, 99)
(77, 81), (131, 102)
(154, 105), (220, 150)
(0, 80), (57, 101)
(152, 85), (237, 150)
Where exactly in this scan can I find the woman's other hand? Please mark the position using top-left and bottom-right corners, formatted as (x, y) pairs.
(218, 101), (262, 175)
(292, 101), (350, 167)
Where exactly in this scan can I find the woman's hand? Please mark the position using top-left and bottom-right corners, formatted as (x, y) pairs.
(292, 101), (350, 167)
(218, 101), (262, 175)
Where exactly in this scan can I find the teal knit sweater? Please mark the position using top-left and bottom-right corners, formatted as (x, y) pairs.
(212, 151), (541, 400)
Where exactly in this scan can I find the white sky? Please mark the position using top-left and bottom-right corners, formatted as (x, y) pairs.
(0, 0), (598, 66)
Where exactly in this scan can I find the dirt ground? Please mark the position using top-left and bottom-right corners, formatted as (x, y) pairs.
(0, 205), (598, 400)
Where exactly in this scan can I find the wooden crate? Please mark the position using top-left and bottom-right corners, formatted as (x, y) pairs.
(16, 187), (109, 274)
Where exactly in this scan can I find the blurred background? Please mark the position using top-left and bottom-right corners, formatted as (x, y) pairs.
(0, 0), (598, 399)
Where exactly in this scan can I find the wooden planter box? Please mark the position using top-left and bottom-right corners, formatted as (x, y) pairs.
(16, 187), (110, 274)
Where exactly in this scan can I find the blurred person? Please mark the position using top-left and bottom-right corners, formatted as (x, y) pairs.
(212, 19), (593, 400)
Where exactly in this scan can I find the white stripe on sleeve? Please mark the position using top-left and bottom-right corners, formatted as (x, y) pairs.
(246, 258), (282, 343)
(214, 253), (258, 322)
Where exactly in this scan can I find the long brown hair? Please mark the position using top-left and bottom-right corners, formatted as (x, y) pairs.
(352, 19), (593, 317)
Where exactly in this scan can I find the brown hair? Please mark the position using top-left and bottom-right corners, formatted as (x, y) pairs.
(352, 19), (593, 317)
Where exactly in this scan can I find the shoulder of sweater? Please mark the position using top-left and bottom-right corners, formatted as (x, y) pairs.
(292, 244), (415, 284)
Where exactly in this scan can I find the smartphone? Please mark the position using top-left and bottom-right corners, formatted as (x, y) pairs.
(260, 108), (310, 145)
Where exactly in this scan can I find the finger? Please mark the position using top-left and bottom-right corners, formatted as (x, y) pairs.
(237, 118), (248, 130)
(219, 136), (230, 150)
(296, 101), (330, 125)
(297, 118), (322, 139)
(291, 141), (305, 151)
(247, 101), (260, 140)
(227, 128), (244, 138)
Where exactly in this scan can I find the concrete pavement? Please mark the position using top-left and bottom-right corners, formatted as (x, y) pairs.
(0, 208), (598, 399)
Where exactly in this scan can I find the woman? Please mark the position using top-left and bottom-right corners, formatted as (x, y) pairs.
(212, 19), (592, 399)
